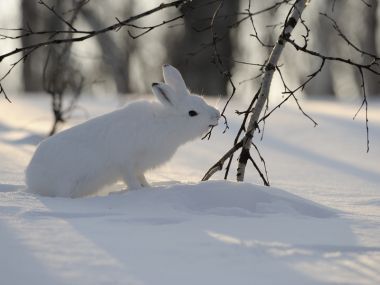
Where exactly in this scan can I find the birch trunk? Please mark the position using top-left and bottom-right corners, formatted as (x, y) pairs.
(236, 0), (308, 181)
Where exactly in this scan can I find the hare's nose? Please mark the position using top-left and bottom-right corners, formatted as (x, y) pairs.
(214, 109), (221, 119)
(211, 111), (220, 122)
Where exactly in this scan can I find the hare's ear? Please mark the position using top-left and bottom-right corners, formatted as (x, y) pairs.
(152, 83), (178, 106)
(162, 64), (189, 95)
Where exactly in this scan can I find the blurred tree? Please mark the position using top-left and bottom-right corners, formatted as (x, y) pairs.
(21, 0), (78, 93)
(2, 0), (378, 180)
(21, 0), (134, 95)
(362, 0), (379, 96)
(81, 6), (132, 94)
(301, 2), (335, 97)
(42, 0), (84, 135)
(166, 0), (239, 96)
(21, 0), (45, 92)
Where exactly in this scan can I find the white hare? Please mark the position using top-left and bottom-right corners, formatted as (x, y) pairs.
(25, 64), (220, 197)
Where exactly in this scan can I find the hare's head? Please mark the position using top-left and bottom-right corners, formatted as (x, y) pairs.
(151, 64), (220, 138)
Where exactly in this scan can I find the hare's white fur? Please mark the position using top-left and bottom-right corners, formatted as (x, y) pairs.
(25, 64), (220, 197)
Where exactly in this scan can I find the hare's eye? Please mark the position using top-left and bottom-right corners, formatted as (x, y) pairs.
(188, 110), (198, 117)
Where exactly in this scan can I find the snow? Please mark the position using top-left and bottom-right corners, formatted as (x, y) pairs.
(0, 95), (379, 285)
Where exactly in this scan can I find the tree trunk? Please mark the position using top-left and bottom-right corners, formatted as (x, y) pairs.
(166, 0), (239, 96)
(362, 0), (379, 96)
(236, 0), (308, 182)
(303, 2), (335, 97)
(21, 0), (44, 92)
(81, 7), (131, 94)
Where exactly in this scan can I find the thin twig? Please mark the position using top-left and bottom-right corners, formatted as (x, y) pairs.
(0, 0), (190, 62)
(38, 0), (78, 31)
(354, 67), (370, 152)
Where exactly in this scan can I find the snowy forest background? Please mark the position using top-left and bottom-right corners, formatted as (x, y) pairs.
(1, 1), (380, 285)
(1, 0), (379, 99)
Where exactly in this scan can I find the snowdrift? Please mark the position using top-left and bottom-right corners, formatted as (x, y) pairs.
(0, 96), (379, 285)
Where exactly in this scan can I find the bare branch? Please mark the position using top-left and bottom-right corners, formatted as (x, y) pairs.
(247, 0), (275, 48)
(202, 140), (243, 181)
(0, 83), (11, 103)
(202, 0), (237, 139)
(286, 38), (380, 76)
(274, 65), (318, 127)
(38, 0), (78, 31)
(320, 12), (380, 60)
(126, 15), (184, 39)
(248, 154), (269, 186)
(353, 67), (370, 152)
(251, 142), (269, 184)
(0, 0), (189, 63)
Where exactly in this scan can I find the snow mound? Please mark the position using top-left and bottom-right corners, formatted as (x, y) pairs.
(103, 181), (336, 218)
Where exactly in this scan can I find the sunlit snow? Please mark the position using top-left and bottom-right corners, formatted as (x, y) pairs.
(0, 95), (379, 285)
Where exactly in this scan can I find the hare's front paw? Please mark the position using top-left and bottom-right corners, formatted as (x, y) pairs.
(138, 174), (150, 188)
(123, 172), (150, 190)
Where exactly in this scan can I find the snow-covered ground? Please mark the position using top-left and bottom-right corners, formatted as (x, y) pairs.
(0, 95), (379, 285)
